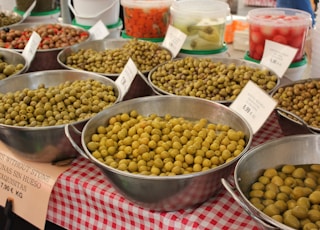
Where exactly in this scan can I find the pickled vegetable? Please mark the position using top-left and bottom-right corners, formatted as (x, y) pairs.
(88, 110), (247, 176)
(249, 164), (320, 230)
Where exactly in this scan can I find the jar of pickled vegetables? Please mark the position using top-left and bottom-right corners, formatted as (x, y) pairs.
(170, 0), (230, 51)
(247, 8), (312, 62)
(120, 0), (173, 39)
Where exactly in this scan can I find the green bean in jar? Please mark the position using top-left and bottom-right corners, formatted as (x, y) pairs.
(150, 56), (278, 102)
(64, 39), (172, 74)
(249, 164), (320, 230)
(87, 110), (247, 176)
(0, 79), (117, 127)
(0, 24), (89, 49)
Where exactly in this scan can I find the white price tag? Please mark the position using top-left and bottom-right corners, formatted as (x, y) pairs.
(89, 20), (110, 40)
(22, 31), (41, 65)
(230, 81), (277, 134)
(260, 40), (298, 78)
(162, 25), (187, 58)
(115, 58), (137, 100)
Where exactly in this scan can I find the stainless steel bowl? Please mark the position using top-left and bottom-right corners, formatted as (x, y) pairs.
(222, 135), (320, 230)
(148, 57), (281, 104)
(0, 10), (23, 29)
(0, 48), (29, 76)
(2, 22), (90, 72)
(271, 78), (320, 135)
(65, 95), (253, 211)
(57, 38), (172, 79)
(0, 70), (120, 163)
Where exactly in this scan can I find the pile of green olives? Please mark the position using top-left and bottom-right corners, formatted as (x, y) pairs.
(87, 110), (247, 176)
(0, 79), (117, 127)
(150, 56), (278, 102)
(272, 79), (320, 129)
(249, 164), (320, 229)
(65, 39), (172, 74)
(0, 53), (25, 79)
(0, 12), (21, 27)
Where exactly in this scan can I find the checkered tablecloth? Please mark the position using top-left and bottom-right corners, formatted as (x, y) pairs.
(47, 111), (284, 230)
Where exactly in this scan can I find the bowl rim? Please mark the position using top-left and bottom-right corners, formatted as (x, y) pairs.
(57, 38), (173, 79)
(147, 57), (281, 104)
(80, 95), (253, 180)
(271, 78), (320, 133)
(0, 69), (121, 130)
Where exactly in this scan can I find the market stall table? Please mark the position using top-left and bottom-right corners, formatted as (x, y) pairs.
(46, 110), (284, 230)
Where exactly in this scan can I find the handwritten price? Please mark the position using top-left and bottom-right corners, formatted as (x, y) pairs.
(242, 104), (256, 119)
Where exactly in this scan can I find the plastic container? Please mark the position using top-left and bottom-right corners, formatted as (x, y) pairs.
(72, 18), (123, 39)
(120, 0), (173, 39)
(177, 43), (229, 58)
(68, 0), (120, 26)
(170, 0), (230, 51)
(15, 0), (56, 12)
(14, 7), (60, 23)
(244, 51), (307, 81)
(247, 7), (312, 62)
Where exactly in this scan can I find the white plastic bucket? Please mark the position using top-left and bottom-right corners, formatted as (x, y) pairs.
(68, 0), (120, 26)
(170, 0), (230, 51)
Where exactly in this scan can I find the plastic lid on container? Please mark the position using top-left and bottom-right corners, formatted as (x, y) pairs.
(247, 7), (312, 27)
(14, 7), (60, 16)
(171, 0), (230, 18)
(120, 0), (173, 8)
(72, 18), (123, 30)
(244, 51), (307, 68)
(180, 43), (228, 55)
(121, 31), (164, 42)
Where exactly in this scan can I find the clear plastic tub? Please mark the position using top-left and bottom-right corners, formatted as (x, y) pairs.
(247, 7), (312, 62)
(120, 0), (173, 39)
(170, 0), (230, 51)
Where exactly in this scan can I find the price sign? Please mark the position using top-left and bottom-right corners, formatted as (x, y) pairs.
(162, 25), (187, 58)
(230, 80), (278, 134)
(115, 58), (137, 100)
(22, 31), (41, 65)
(89, 20), (110, 40)
(261, 40), (298, 78)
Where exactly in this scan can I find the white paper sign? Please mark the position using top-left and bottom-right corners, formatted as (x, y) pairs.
(22, 31), (41, 65)
(89, 20), (110, 40)
(230, 81), (278, 134)
(0, 142), (70, 229)
(162, 25), (187, 58)
(115, 58), (137, 100)
(260, 40), (298, 78)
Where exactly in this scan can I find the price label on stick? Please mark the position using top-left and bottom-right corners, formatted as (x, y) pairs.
(115, 58), (138, 100)
(162, 25), (187, 58)
(260, 40), (298, 78)
(22, 31), (41, 65)
(89, 20), (110, 40)
(230, 81), (278, 134)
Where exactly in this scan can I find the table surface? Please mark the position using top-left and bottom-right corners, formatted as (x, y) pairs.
(46, 110), (284, 230)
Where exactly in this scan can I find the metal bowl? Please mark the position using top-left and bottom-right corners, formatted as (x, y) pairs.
(57, 38), (172, 79)
(65, 95), (253, 211)
(0, 48), (29, 76)
(222, 134), (320, 230)
(148, 57), (281, 104)
(271, 78), (320, 135)
(0, 70), (121, 163)
(1, 22), (90, 72)
(0, 10), (23, 29)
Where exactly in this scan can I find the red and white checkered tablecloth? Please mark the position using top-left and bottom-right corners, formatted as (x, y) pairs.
(47, 111), (284, 230)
